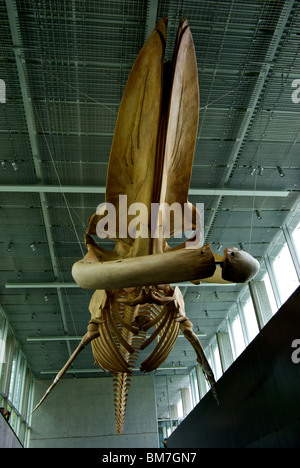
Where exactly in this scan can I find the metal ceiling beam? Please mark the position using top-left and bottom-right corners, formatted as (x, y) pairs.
(0, 184), (290, 197)
(5, 0), (72, 357)
(5, 281), (237, 289)
(26, 333), (206, 342)
(5, 282), (79, 289)
(39, 366), (188, 375)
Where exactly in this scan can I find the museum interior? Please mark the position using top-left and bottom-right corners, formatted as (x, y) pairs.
(0, 0), (299, 449)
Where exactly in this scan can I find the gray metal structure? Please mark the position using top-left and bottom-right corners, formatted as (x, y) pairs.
(0, 0), (299, 420)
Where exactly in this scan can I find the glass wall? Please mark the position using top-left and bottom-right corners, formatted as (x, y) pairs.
(272, 243), (299, 304)
(156, 219), (300, 442)
(155, 222), (300, 440)
(292, 222), (300, 258)
(229, 305), (246, 359)
(262, 272), (277, 315)
(189, 367), (200, 406)
(240, 290), (259, 344)
(209, 338), (223, 380)
(0, 308), (33, 447)
(189, 223), (300, 403)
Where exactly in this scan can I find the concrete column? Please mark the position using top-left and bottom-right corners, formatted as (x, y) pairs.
(170, 404), (178, 420)
(181, 388), (192, 417)
(249, 280), (273, 328)
(282, 226), (300, 282)
(217, 332), (234, 372)
(265, 255), (282, 309)
(196, 365), (208, 399)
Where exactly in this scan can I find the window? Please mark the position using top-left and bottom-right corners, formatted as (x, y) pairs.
(189, 367), (200, 406)
(242, 298), (259, 343)
(194, 217), (300, 408)
(292, 221), (300, 259)
(196, 363), (210, 398)
(0, 338), (5, 368)
(272, 243), (298, 304)
(231, 311), (246, 358)
(0, 309), (33, 447)
(262, 272), (278, 315)
(14, 359), (24, 412)
(211, 340), (223, 380)
(8, 348), (18, 403)
(0, 326), (14, 395)
(217, 326), (234, 372)
(0, 313), (5, 343)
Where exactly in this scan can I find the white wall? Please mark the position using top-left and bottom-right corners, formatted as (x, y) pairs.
(29, 375), (158, 448)
(0, 413), (23, 448)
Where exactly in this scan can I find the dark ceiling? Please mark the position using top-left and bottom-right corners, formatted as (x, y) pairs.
(0, 0), (299, 419)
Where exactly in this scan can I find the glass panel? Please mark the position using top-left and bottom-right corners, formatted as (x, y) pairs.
(212, 341), (223, 380)
(8, 347), (18, 402)
(0, 327), (14, 394)
(20, 366), (31, 417)
(189, 367), (200, 406)
(157, 420), (176, 447)
(0, 315), (6, 384)
(272, 244), (299, 304)
(243, 298), (259, 343)
(292, 221), (300, 259)
(196, 364), (209, 398)
(13, 359), (24, 412)
(0, 337), (5, 373)
(218, 322), (234, 371)
(18, 421), (26, 445)
(262, 272), (278, 315)
(24, 377), (35, 447)
(207, 354), (214, 381)
(0, 312), (32, 446)
(231, 313), (246, 358)
(11, 410), (17, 432)
(24, 427), (30, 449)
(0, 313), (5, 340)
